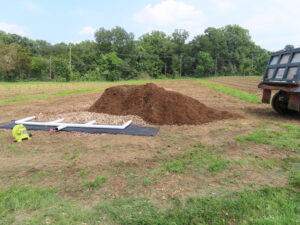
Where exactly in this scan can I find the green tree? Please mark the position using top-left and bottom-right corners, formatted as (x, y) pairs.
(95, 26), (135, 56)
(95, 27), (137, 79)
(51, 43), (69, 57)
(171, 29), (189, 56)
(52, 57), (70, 81)
(284, 44), (294, 51)
(31, 57), (49, 80)
(98, 52), (122, 81)
(194, 52), (215, 76)
(188, 25), (268, 76)
(0, 41), (14, 80)
(138, 31), (175, 78)
(0, 41), (31, 80)
(136, 53), (163, 79)
(72, 41), (98, 75)
(0, 24), (270, 81)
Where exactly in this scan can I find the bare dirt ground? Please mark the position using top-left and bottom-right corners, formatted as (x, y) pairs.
(0, 78), (299, 205)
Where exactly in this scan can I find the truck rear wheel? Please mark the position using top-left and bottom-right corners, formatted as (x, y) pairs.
(271, 91), (290, 114)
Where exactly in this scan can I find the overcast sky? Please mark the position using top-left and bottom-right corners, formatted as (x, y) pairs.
(0, 0), (298, 51)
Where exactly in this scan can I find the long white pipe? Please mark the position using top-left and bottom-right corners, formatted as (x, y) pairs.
(51, 118), (65, 123)
(56, 124), (68, 131)
(15, 116), (132, 130)
(85, 120), (96, 125)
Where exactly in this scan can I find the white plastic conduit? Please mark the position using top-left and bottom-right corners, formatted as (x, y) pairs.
(15, 116), (132, 130)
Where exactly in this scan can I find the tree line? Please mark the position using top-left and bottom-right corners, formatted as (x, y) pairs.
(0, 25), (271, 81)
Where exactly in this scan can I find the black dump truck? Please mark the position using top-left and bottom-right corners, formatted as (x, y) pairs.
(259, 48), (300, 114)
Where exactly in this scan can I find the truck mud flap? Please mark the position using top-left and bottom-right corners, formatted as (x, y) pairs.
(288, 94), (300, 111)
(262, 89), (271, 104)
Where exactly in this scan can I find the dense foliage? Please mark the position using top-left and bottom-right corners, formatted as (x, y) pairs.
(0, 25), (271, 81)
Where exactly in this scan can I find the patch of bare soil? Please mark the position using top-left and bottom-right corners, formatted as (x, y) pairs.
(89, 83), (240, 125)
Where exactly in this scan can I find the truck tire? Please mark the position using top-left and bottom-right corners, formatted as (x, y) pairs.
(271, 91), (290, 114)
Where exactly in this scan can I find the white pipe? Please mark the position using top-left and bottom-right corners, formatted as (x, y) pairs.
(120, 120), (132, 128)
(17, 116), (36, 123)
(85, 120), (96, 125)
(50, 118), (64, 123)
(15, 116), (132, 130)
(56, 124), (68, 131)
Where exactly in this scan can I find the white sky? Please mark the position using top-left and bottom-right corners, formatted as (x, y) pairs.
(0, 0), (299, 51)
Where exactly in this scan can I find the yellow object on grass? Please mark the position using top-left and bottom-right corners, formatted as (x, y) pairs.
(12, 124), (31, 142)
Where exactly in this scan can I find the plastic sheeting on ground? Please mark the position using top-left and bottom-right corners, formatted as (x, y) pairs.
(0, 121), (159, 136)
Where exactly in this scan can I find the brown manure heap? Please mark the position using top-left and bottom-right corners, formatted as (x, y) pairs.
(89, 83), (237, 125)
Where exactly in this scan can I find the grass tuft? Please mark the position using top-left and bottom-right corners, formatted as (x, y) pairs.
(98, 186), (299, 225)
(183, 144), (231, 173)
(81, 175), (108, 188)
(290, 171), (300, 188)
(236, 122), (300, 152)
(164, 159), (185, 173)
(159, 143), (230, 175)
(0, 186), (57, 223)
(1, 184), (299, 224)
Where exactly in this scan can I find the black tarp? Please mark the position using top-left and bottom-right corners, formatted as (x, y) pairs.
(0, 121), (159, 136)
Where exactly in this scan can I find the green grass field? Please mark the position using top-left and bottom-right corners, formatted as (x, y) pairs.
(0, 76), (299, 224)
(1, 122), (299, 224)
(1, 184), (298, 225)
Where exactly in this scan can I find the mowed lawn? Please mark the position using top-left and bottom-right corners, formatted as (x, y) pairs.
(0, 77), (299, 225)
